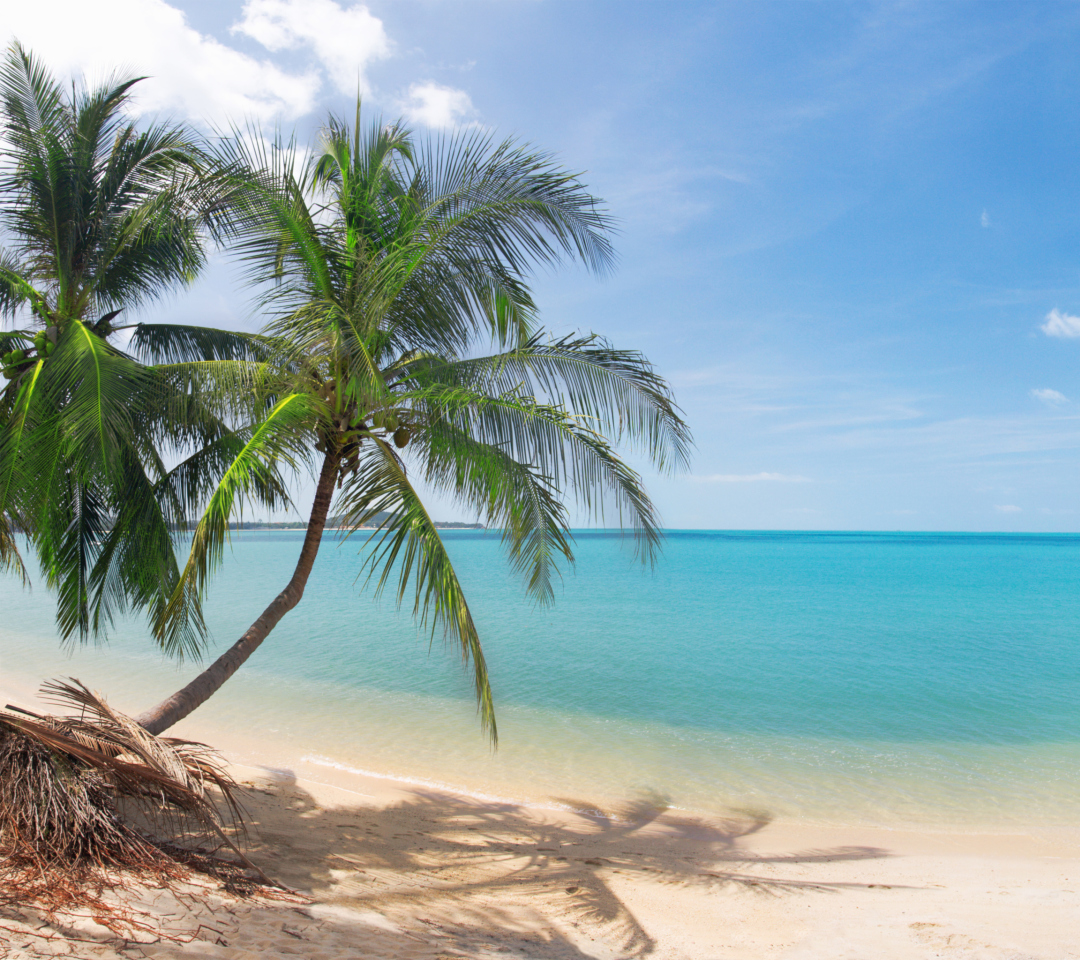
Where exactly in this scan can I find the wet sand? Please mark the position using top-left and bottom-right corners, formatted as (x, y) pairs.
(2, 676), (1079, 958)
(2, 753), (1079, 959)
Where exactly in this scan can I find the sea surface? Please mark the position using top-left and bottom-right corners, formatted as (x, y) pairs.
(2, 530), (1079, 829)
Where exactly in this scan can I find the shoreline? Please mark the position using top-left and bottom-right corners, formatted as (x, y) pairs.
(2, 665), (1078, 838)
(4, 677), (1080, 957)
(4, 666), (1079, 847)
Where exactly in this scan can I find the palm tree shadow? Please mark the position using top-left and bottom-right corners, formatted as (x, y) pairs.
(222, 772), (897, 959)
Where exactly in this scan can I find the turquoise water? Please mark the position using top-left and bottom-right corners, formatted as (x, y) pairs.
(2, 530), (1079, 827)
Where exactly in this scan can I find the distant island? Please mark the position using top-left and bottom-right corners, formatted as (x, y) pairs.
(230, 512), (484, 531)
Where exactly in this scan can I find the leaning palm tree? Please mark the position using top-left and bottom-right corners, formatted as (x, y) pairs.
(0, 43), (279, 654)
(136, 112), (691, 739)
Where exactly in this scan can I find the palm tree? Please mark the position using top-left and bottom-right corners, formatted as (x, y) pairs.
(136, 112), (691, 738)
(0, 43), (280, 654)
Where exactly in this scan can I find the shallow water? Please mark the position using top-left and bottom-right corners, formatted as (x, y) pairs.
(2, 530), (1078, 828)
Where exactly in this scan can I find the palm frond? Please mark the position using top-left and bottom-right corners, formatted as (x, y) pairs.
(0, 357), (46, 515)
(412, 413), (572, 604)
(0, 678), (269, 890)
(157, 393), (319, 649)
(45, 476), (111, 642)
(89, 452), (209, 659)
(403, 380), (664, 561)
(128, 323), (281, 364)
(0, 508), (27, 583)
(337, 440), (497, 741)
(45, 320), (149, 472)
(406, 334), (692, 472)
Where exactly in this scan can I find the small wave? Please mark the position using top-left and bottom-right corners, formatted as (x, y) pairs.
(299, 754), (617, 819)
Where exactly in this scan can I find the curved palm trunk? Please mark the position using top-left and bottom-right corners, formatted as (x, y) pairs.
(137, 451), (341, 735)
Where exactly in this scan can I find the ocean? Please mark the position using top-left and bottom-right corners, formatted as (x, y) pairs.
(2, 530), (1078, 829)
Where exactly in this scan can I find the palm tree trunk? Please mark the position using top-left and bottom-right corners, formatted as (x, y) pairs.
(136, 450), (342, 735)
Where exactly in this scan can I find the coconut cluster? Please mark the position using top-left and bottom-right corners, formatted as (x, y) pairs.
(1, 329), (55, 380)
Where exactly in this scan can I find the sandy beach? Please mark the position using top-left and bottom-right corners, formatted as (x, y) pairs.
(6, 8), (1080, 957)
(1, 669), (1078, 960)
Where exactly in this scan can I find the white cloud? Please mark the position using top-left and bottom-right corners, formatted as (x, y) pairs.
(232, 0), (390, 94)
(1031, 388), (1068, 405)
(691, 472), (812, 483)
(3, 0), (320, 123)
(400, 81), (476, 128)
(1041, 308), (1080, 339)
(994, 504), (1022, 513)
(3, 0), (397, 125)
(980, 209), (990, 228)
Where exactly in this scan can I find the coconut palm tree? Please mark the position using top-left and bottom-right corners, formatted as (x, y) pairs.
(136, 112), (691, 738)
(0, 43), (280, 654)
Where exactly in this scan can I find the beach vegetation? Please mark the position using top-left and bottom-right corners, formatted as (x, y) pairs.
(135, 108), (691, 738)
(0, 45), (689, 745)
(0, 43), (281, 655)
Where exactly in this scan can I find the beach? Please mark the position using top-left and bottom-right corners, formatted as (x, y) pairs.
(4, 530), (1080, 956)
(1, 677), (1079, 959)
(2, 729), (1078, 958)
(5, 6), (1080, 954)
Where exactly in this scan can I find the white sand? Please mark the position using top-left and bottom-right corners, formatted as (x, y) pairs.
(1, 682), (1079, 958)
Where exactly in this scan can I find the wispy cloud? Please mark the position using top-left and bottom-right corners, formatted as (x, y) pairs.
(1031, 388), (1068, 405)
(1041, 308), (1080, 338)
(994, 504), (1022, 513)
(690, 472), (811, 483)
(981, 209), (991, 228)
(608, 162), (748, 235)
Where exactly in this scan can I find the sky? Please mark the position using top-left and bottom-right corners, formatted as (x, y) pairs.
(5, 0), (1080, 531)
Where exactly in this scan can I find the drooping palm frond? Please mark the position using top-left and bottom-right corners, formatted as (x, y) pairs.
(403, 334), (692, 471)
(0, 508), (25, 583)
(128, 323), (281, 365)
(337, 441), (497, 740)
(413, 413), (572, 603)
(396, 375), (666, 569)
(87, 452), (208, 659)
(157, 393), (319, 653)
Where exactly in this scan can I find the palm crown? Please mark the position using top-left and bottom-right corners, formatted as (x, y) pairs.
(0, 43), (276, 653)
(139, 111), (691, 739)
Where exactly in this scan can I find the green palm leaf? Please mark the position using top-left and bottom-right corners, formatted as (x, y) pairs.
(0, 44), (279, 648)
(157, 393), (319, 649)
(338, 439), (497, 741)
(134, 100), (691, 740)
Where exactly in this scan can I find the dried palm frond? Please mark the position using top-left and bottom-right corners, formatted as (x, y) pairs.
(0, 678), (273, 918)
(39, 679), (248, 842)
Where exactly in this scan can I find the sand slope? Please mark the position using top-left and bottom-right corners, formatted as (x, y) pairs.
(2, 763), (1078, 959)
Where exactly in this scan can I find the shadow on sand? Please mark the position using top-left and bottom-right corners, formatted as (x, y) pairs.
(221, 772), (894, 959)
(0, 774), (898, 959)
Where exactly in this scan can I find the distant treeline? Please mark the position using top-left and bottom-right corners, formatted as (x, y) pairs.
(10, 512), (484, 535)
(227, 513), (483, 530)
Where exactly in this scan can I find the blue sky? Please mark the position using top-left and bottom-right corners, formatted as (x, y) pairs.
(8, 0), (1080, 530)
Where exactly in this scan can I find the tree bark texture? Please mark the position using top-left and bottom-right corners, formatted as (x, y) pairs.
(137, 450), (342, 735)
